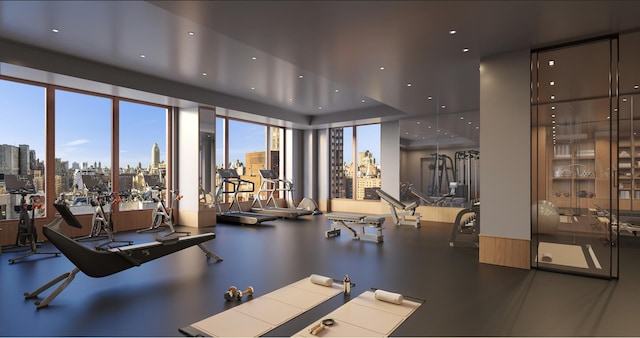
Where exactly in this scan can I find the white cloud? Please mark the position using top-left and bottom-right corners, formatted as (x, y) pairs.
(65, 139), (90, 146)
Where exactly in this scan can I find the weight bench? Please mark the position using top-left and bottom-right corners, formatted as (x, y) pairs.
(23, 203), (222, 309)
(375, 189), (420, 228)
(325, 213), (386, 243)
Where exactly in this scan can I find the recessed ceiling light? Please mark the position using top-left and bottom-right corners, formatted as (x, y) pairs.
(468, 122), (472, 125)
(449, 30), (457, 35)
(441, 105), (446, 109)
(406, 83), (412, 87)
(318, 106), (322, 109)
(428, 126), (431, 129)
(251, 87), (255, 90)
(140, 54), (146, 58)
(550, 95), (555, 100)
(405, 132), (409, 135)
(298, 75), (304, 79)
(634, 85), (639, 89)
(551, 106), (556, 110)
(289, 98), (293, 101)
(335, 89), (339, 93)
(379, 67), (385, 70)
(361, 99), (366, 103)
(427, 96), (432, 100)
(462, 48), (469, 53)
(188, 31), (195, 36)
(548, 60), (555, 66)
(417, 121), (421, 125)
(52, 29), (59, 33)
(623, 98), (628, 102)
(551, 114), (555, 118)
(460, 116), (464, 120)
(202, 72), (207, 76)
(552, 120), (556, 124)
(476, 126), (479, 129)
(252, 56), (257, 60)
(550, 81), (555, 86)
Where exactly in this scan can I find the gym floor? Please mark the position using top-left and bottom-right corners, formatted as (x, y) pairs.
(1, 214), (640, 337)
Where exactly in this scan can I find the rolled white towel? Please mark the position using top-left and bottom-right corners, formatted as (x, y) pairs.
(374, 289), (404, 305)
(310, 274), (333, 287)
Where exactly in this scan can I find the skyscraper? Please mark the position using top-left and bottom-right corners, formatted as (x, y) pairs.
(151, 142), (160, 169)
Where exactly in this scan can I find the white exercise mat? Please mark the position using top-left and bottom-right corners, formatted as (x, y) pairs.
(536, 242), (589, 269)
(189, 276), (343, 337)
(293, 290), (422, 337)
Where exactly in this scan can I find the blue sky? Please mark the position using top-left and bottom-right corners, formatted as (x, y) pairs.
(2, 79), (380, 170)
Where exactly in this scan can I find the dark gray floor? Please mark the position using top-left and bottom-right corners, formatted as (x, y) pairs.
(1, 214), (640, 337)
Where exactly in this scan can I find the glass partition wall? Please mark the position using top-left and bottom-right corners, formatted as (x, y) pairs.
(531, 37), (619, 278)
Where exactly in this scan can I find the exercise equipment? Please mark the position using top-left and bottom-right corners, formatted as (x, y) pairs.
(137, 188), (190, 237)
(375, 189), (421, 227)
(224, 286), (255, 301)
(427, 153), (455, 197)
(181, 274), (344, 337)
(23, 203), (222, 309)
(325, 213), (386, 243)
(77, 192), (133, 249)
(449, 203), (480, 247)
(454, 150), (480, 204)
(294, 288), (424, 337)
(4, 175), (60, 264)
(214, 168), (277, 225)
(250, 169), (315, 218)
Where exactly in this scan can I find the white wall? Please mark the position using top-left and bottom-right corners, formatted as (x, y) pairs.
(177, 106), (200, 213)
(381, 121), (401, 199)
(480, 49), (531, 240)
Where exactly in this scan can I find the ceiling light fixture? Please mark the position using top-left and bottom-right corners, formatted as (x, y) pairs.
(460, 116), (464, 120)
(427, 96), (432, 100)
(298, 75), (304, 79)
(449, 30), (457, 35)
(140, 54), (146, 58)
(441, 105), (446, 109)
(550, 81), (555, 86)
(361, 99), (366, 103)
(379, 67), (385, 70)
(318, 106), (322, 109)
(550, 95), (555, 100)
(335, 89), (339, 92)
(462, 48), (469, 52)
(406, 83), (412, 87)
(548, 60), (555, 66)
(551, 106), (556, 110)
(634, 85), (639, 89)
(251, 87), (255, 90)
(52, 28), (59, 33)
(202, 72), (207, 76)
(188, 31), (195, 36)
(252, 56), (257, 60)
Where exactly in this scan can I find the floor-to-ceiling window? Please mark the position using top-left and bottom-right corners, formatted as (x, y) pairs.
(0, 79), (46, 220)
(55, 89), (112, 215)
(531, 37), (619, 278)
(119, 100), (168, 210)
(330, 124), (381, 201)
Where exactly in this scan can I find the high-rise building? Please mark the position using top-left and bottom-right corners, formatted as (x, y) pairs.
(329, 128), (345, 198)
(18, 144), (30, 175)
(151, 142), (160, 169)
(0, 144), (20, 175)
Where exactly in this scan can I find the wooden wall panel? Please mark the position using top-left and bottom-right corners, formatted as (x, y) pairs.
(479, 235), (531, 269)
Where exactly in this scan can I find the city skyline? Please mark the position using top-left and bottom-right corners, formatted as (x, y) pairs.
(2, 79), (381, 172)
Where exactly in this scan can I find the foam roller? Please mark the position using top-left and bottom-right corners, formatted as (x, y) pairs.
(310, 274), (333, 287)
(374, 289), (404, 305)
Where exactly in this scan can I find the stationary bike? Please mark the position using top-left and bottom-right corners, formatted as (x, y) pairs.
(8, 193), (60, 264)
(78, 192), (133, 250)
(137, 189), (190, 237)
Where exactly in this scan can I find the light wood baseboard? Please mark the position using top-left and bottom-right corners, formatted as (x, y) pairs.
(479, 235), (530, 269)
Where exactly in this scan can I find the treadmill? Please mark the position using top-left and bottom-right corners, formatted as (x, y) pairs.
(215, 169), (277, 225)
(250, 169), (314, 219)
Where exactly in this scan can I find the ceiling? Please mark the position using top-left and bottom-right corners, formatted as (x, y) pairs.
(1, 1), (640, 149)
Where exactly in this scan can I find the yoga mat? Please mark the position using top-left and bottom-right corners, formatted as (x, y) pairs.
(293, 290), (422, 337)
(185, 276), (343, 337)
(536, 242), (589, 269)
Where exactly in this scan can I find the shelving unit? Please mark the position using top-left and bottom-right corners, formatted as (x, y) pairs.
(548, 140), (597, 215)
(616, 140), (640, 212)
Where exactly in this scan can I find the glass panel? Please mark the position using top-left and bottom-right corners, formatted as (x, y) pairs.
(330, 127), (353, 199)
(0, 80), (46, 220)
(227, 120), (266, 202)
(55, 89), (112, 214)
(356, 124), (381, 200)
(118, 100), (168, 210)
(531, 38), (616, 278)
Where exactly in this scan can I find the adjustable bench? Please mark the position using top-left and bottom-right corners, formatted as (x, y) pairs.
(375, 189), (421, 228)
(23, 203), (222, 309)
(325, 213), (386, 243)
